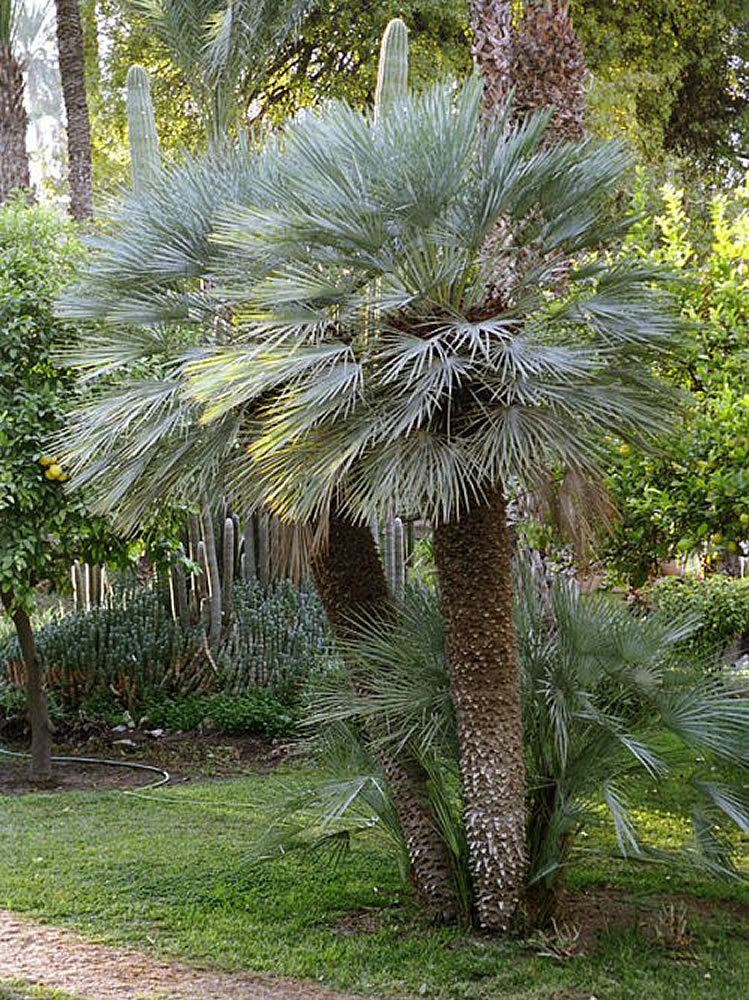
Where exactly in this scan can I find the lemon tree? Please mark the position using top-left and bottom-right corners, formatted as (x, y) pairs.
(0, 198), (121, 778)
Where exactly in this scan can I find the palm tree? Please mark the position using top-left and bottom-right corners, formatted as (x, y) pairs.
(54, 0), (92, 219)
(0, 0), (30, 201)
(176, 82), (681, 930)
(57, 41), (461, 916)
(58, 82), (682, 935)
(471, 0), (587, 140)
(284, 579), (748, 929)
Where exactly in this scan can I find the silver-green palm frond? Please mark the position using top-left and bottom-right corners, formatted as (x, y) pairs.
(55, 142), (264, 524)
(294, 574), (748, 898)
(181, 77), (685, 525)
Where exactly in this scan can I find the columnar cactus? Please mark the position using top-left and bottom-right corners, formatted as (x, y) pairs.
(374, 17), (409, 120)
(126, 64), (161, 191)
(222, 516), (235, 622)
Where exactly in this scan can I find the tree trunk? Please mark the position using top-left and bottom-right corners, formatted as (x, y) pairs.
(311, 506), (460, 923)
(471, 0), (587, 143)
(0, 41), (31, 202)
(55, 0), (93, 220)
(1, 592), (52, 780)
(433, 487), (526, 932)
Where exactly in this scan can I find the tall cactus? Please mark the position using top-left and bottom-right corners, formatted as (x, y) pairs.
(374, 17), (409, 120)
(126, 64), (161, 191)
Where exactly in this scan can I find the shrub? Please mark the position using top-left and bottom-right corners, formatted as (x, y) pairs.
(261, 579), (748, 929)
(219, 580), (333, 701)
(0, 588), (205, 711)
(0, 580), (333, 718)
(144, 691), (296, 737)
(645, 575), (749, 664)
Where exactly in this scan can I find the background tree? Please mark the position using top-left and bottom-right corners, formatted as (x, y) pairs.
(0, 198), (120, 778)
(55, 0), (93, 218)
(0, 0), (31, 201)
(603, 178), (749, 584)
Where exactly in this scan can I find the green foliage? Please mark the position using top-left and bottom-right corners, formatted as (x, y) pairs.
(0, 581), (331, 716)
(264, 580), (748, 923)
(645, 575), (749, 664)
(603, 177), (749, 583)
(63, 82), (683, 526)
(145, 690), (296, 737)
(0, 198), (122, 610)
(573, 0), (748, 170)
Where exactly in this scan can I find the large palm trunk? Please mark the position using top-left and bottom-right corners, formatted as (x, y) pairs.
(0, 40), (30, 201)
(55, 0), (93, 220)
(433, 487), (526, 932)
(471, 0), (586, 142)
(1, 592), (52, 780)
(312, 507), (459, 922)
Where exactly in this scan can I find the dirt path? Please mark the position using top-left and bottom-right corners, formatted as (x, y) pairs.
(0, 911), (375, 1000)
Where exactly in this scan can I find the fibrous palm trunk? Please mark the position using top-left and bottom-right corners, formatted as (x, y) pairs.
(471, 0), (586, 142)
(1, 592), (52, 780)
(312, 506), (459, 923)
(443, 0), (588, 932)
(55, 0), (93, 220)
(433, 487), (526, 931)
(0, 39), (30, 202)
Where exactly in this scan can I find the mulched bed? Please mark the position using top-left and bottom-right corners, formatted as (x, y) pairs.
(0, 730), (289, 796)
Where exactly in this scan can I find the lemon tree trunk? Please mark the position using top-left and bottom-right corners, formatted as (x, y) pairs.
(1, 592), (52, 781)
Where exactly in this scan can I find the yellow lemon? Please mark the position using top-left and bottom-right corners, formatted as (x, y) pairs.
(618, 443), (632, 457)
(39, 455), (57, 467)
(45, 464), (63, 481)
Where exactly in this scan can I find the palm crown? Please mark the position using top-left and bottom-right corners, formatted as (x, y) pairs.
(61, 78), (683, 528)
(189, 78), (683, 524)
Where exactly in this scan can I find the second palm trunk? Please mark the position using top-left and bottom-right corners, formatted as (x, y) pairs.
(434, 487), (527, 931)
(312, 506), (460, 922)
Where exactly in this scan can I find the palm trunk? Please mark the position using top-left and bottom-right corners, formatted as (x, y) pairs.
(1, 592), (52, 780)
(55, 0), (93, 220)
(433, 487), (526, 932)
(0, 41), (31, 202)
(471, 1), (587, 143)
(312, 506), (460, 922)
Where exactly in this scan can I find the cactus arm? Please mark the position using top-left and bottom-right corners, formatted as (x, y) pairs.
(126, 64), (161, 191)
(374, 18), (409, 120)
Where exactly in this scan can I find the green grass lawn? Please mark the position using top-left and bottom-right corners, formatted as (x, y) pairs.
(0, 984), (81, 1000)
(0, 764), (746, 1000)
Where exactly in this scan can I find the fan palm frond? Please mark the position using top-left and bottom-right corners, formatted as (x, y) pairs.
(286, 574), (747, 914)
